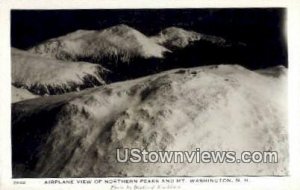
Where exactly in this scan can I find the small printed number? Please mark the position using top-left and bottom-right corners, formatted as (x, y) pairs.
(13, 181), (26, 184)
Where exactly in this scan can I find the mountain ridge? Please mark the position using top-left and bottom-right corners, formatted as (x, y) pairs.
(12, 48), (109, 95)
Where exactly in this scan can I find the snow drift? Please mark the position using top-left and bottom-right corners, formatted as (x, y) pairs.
(12, 64), (287, 177)
(12, 48), (109, 95)
(28, 24), (170, 64)
(12, 85), (39, 103)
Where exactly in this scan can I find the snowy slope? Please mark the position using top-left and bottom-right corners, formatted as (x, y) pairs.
(12, 64), (287, 177)
(29, 24), (170, 63)
(12, 48), (109, 95)
(12, 85), (39, 103)
(152, 27), (240, 50)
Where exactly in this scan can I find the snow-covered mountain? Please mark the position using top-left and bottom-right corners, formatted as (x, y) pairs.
(29, 24), (170, 64)
(151, 27), (236, 50)
(12, 85), (39, 103)
(12, 64), (287, 177)
(151, 27), (201, 49)
(12, 48), (109, 95)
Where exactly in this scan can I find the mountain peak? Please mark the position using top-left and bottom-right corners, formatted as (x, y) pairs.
(151, 26), (201, 49)
(108, 24), (132, 30)
(161, 26), (193, 34)
(29, 24), (170, 64)
(102, 24), (142, 38)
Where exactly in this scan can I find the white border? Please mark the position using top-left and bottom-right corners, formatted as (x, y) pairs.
(1, 1), (300, 190)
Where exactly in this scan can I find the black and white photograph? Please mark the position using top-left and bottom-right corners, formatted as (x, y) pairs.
(8, 8), (291, 180)
(10, 8), (289, 178)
